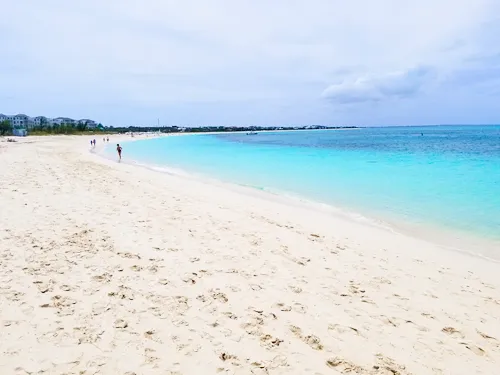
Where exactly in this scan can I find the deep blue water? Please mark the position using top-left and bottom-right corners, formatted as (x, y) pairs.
(112, 126), (500, 244)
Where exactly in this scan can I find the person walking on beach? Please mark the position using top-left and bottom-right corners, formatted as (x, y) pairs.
(116, 143), (122, 161)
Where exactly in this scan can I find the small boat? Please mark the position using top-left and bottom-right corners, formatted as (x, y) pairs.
(246, 131), (258, 135)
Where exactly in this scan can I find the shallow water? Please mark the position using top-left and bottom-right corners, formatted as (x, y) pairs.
(112, 126), (500, 249)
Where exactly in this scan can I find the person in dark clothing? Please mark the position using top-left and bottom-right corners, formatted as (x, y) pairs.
(116, 144), (122, 161)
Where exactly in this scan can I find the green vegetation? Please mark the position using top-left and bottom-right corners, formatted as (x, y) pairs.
(28, 122), (104, 135)
(0, 120), (13, 136)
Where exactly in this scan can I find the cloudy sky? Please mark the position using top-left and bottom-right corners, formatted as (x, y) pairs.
(1, 0), (500, 126)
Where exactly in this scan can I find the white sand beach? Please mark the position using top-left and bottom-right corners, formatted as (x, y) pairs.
(1, 135), (499, 375)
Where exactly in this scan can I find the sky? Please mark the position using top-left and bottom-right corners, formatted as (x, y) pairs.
(1, 0), (500, 127)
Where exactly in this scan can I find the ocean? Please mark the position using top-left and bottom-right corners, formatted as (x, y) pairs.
(107, 125), (500, 257)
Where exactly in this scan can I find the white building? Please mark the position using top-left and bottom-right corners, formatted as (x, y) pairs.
(52, 117), (76, 125)
(0, 114), (36, 128)
(32, 116), (50, 127)
(4, 114), (30, 128)
(78, 119), (97, 128)
(1, 113), (100, 129)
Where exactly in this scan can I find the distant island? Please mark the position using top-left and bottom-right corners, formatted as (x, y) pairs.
(106, 125), (358, 134)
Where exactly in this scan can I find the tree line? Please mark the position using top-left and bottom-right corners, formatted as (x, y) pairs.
(29, 123), (102, 135)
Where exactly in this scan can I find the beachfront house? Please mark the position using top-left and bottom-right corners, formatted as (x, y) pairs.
(33, 116), (50, 127)
(0, 114), (39, 129)
(1, 113), (100, 130)
(78, 119), (97, 129)
(52, 117), (76, 126)
(1, 114), (30, 128)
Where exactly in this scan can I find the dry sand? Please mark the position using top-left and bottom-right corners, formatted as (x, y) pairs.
(1, 135), (499, 375)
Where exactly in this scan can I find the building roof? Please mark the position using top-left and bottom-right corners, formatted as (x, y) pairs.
(14, 114), (28, 117)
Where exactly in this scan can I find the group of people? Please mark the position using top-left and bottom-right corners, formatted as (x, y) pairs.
(91, 137), (110, 147)
(89, 137), (122, 161)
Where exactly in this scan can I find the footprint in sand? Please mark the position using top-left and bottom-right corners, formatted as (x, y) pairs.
(309, 233), (322, 241)
(292, 303), (307, 314)
(92, 301), (111, 316)
(289, 325), (324, 350)
(108, 285), (135, 300)
(210, 290), (228, 303)
(92, 272), (112, 283)
(303, 335), (323, 350)
(114, 319), (128, 329)
(73, 326), (105, 345)
(442, 326), (465, 339)
(241, 314), (266, 336)
(147, 265), (159, 273)
(273, 302), (292, 312)
(144, 330), (162, 343)
(59, 284), (72, 291)
(33, 280), (53, 294)
(144, 347), (160, 365)
(117, 252), (141, 259)
(328, 323), (362, 336)
(327, 354), (410, 374)
(294, 257), (310, 266)
(260, 334), (284, 349)
(182, 272), (200, 284)
(461, 343), (486, 356)
(477, 330), (497, 341)
(326, 357), (364, 373)
(222, 311), (238, 320)
(289, 285), (302, 294)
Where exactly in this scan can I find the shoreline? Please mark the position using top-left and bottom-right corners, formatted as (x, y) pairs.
(98, 134), (500, 263)
(1, 135), (500, 374)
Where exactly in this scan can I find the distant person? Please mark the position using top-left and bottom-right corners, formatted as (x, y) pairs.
(106, 137), (109, 142)
(116, 143), (122, 161)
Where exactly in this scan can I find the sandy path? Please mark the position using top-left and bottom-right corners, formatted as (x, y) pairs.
(1, 136), (499, 375)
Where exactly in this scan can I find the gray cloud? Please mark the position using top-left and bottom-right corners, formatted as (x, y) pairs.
(321, 66), (434, 104)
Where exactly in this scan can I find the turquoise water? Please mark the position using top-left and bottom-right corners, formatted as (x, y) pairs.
(112, 126), (500, 245)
